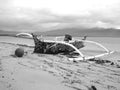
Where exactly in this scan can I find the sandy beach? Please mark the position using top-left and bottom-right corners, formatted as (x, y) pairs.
(0, 37), (120, 90)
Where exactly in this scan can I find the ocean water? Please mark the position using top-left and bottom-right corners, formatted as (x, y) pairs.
(0, 36), (34, 46)
(0, 36), (120, 52)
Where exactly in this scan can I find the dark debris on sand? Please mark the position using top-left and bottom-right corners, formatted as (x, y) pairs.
(88, 58), (120, 68)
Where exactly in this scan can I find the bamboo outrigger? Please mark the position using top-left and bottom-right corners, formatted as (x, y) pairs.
(16, 33), (114, 61)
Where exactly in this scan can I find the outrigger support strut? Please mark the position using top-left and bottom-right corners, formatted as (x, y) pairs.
(68, 39), (114, 61)
(83, 40), (109, 52)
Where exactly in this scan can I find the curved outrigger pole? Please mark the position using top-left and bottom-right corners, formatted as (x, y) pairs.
(16, 33), (33, 37)
(66, 39), (114, 61)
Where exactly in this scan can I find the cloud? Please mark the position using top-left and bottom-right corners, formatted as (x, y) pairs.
(0, 2), (120, 32)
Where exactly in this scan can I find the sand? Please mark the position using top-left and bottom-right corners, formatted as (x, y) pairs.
(0, 41), (120, 90)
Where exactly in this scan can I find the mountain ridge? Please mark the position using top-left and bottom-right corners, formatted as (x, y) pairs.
(37, 27), (120, 37)
(0, 27), (120, 37)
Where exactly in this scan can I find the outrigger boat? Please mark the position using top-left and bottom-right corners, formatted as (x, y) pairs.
(16, 33), (114, 61)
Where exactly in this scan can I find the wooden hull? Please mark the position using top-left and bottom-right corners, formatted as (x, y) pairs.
(34, 40), (84, 54)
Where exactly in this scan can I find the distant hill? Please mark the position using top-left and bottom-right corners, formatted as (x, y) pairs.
(37, 27), (120, 37)
(0, 30), (18, 36)
(1, 27), (120, 37)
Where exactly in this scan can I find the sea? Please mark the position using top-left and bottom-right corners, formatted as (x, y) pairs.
(0, 36), (120, 52)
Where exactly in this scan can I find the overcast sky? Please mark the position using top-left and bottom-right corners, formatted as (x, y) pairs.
(0, 0), (120, 32)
